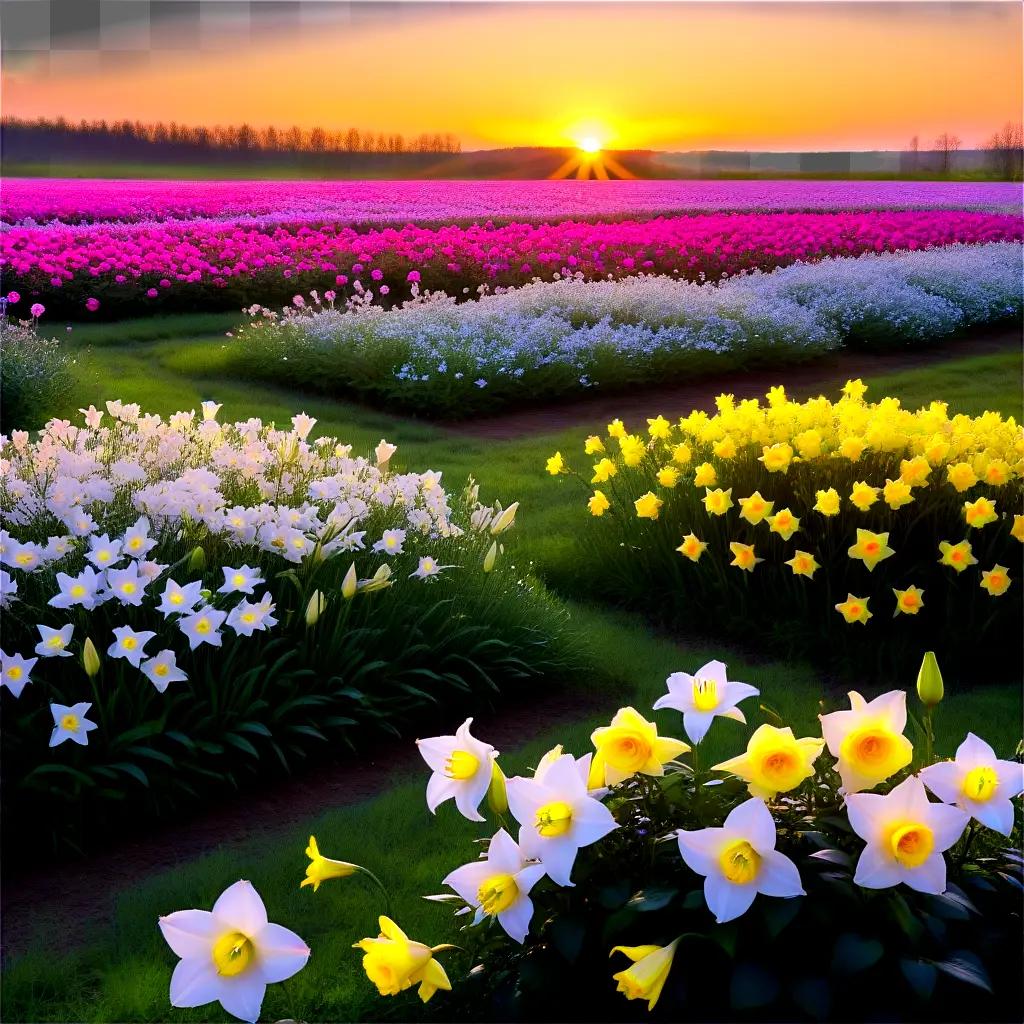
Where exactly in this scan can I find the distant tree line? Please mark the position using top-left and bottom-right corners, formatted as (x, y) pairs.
(906, 124), (1023, 179)
(0, 116), (462, 159)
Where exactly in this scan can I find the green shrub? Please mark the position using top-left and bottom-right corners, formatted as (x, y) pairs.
(0, 319), (76, 431)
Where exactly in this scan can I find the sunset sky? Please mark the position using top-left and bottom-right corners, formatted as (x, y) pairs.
(2, 0), (1021, 152)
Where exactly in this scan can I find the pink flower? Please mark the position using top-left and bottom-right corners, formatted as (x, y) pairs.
(379, 284), (390, 295)
(146, 288), (158, 298)
(6, 291), (19, 303)
(335, 275), (348, 286)
(407, 270), (421, 283)
(370, 268), (384, 281)
(50, 276), (62, 287)
(324, 290), (336, 302)
(86, 297), (100, 311)
(30, 302), (45, 317)
(159, 278), (170, 288)
(292, 295), (305, 307)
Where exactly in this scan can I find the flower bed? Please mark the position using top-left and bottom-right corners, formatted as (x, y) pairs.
(546, 381), (1023, 680)
(3, 209), (1020, 319)
(229, 243), (1023, 418)
(0, 403), (572, 856)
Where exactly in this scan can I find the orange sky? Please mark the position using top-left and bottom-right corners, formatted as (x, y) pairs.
(3, 1), (1021, 151)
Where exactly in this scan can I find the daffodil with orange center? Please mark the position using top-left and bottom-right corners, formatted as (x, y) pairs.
(938, 540), (977, 573)
(738, 491), (773, 525)
(963, 496), (997, 529)
(712, 724), (825, 800)
(588, 707), (690, 788)
(980, 565), (1011, 597)
(847, 529), (894, 571)
(767, 508), (799, 540)
(786, 550), (819, 579)
(849, 481), (879, 512)
(635, 492), (663, 520)
(835, 594), (871, 625)
(703, 487), (733, 516)
(676, 533), (707, 562)
(729, 542), (761, 573)
(893, 586), (925, 615)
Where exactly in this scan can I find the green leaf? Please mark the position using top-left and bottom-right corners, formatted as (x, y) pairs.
(111, 762), (150, 788)
(627, 886), (677, 912)
(932, 951), (993, 993)
(224, 733), (260, 759)
(791, 977), (831, 1021)
(730, 962), (780, 1009)
(900, 959), (938, 1001)
(762, 895), (802, 938)
(549, 917), (586, 964)
(831, 933), (883, 974)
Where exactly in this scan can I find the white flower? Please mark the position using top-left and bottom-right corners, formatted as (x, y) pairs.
(443, 828), (546, 944)
(79, 404), (104, 428)
(372, 529), (406, 556)
(226, 599), (273, 637)
(179, 607), (228, 650)
(411, 555), (447, 580)
(158, 579), (204, 616)
(107, 563), (149, 606)
(201, 401), (222, 422)
(0, 569), (18, 607)
(920, 733), (1024, 836)
(416, 717), (497, 822)
(44, 535), (74, 561)
(108, 625), (156, 668)
(375, 439), (397, 467)
(1, 650), (37, 697)
(141, 650), (188, 692)
(158, 879), (310, 1023)
(653, 659), (760, 744)
(507, 751), (617, 886)
(49, 702), (98, 747)
(846, 775), (969, 894)
(677, 797), (804, 923)
(86, 533), (124, 569)
(291, 412), (317, 440)
(49, 566), (104, 610)
(217, 565), (265, 595)
(35, 623), (74, 658)
(122, 515), (157, 559)
(3, 540), (45, 572)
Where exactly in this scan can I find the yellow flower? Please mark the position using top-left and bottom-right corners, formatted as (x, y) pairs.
(619, 434), (647, 467)
(813, 487), (841, 516)
(835, 594), (872, 624)
(938, 539), (977, 573)
(589, 707), (690, 787)
(354, 916), (452, 1003)
(899, 455), (931, 487)
(980, 565), (1012, 597)
(849, 481), (880, 512)
(693, 462), (717, 487)
(964, 496), (997, 529)
(767, 508), (799, 540)
(657, 466), (680, 488)
(712, 724), (825, 799)
(1012, 515), (1024, 543)
(647, 415), (672, 440)
(759, 442), (793, 473)
(634, 492), (664, 520)
(982, 459), (1010, 486)
(786, 550), (820, 578)
(607, 418), (626, 438)
(588, 490), (610, 517)
(738, 491), (774, 525)
(923, 434), (950, 465)
(713, 435), (738, 459)
(584, 434), (605, 455)
(794, 429), (823, 460)
(302, 835), (359, 892)
(767, 384), (788, 407)
(671, 443), (693, 465)
(591, 458), (618, 484)
(729, 541), (761, 572)
(838, 436), (867, 462)
(610, 939), (680, 1012)
(546, 452), (566, 476)
(882, 478), (914, 510)
(703, 487), (733, 516)
(946, 462), (978, 492)
(842, 378), (868, 401)
(847, 529), (894, 571)
(893, 586), (925, 616)
(676, 533), (707, 562)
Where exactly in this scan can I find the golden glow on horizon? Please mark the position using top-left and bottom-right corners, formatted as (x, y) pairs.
(579, 137), (602, 155)
(3, 4), (1020, 152)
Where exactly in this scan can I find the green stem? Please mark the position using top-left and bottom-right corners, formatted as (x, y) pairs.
(357, 866), (393, 917)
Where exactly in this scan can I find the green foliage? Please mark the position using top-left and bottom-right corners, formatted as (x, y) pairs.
(0, 319), (78, 431)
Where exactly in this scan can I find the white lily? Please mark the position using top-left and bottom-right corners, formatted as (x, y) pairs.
(49, 702), (98, 746)
(1, 650), (37, 697)
(108, 625), (157, 668)
(35, 623), (74, 658)
(141, 650), (189, 692)
(416, 717), (496, 822)
(654, 659), (759, 744)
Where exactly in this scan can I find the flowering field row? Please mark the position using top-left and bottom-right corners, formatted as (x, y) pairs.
(231, 243), (1024, 418)
(3, 209), (1020, 318)
(546, 380), (1023, 678)
(5, 177), (1021, 226)
(0, 402), (571, 854)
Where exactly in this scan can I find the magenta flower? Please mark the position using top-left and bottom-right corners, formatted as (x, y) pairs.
(30, 302), (45, 317)
(6, 291), (19, 303)
(146, 288), (158, 298)
(335, 274), (348, 286)
(370, 268), (384, 281)
(86, 297), (100, 312)
(407, 270), (421, 283)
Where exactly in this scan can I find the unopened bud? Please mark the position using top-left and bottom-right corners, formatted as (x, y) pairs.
(916, 651), (944, 707)
(82, 637), (101, 678)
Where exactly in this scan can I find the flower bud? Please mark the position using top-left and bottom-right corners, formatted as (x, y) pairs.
(486, 760), (508, 815)
(482, 541), (498, 574)
(916, 651), (944, 707)
(187, 545), (206, 572)
(305, 589), (326, 627)
(490, 501), (519, 535)
(82, 637), (101, 678)
(341, 562), (358, 600)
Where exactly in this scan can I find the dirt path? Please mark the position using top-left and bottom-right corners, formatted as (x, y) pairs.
(1, 684), (605, 960)
(440, 326), (1022, 440)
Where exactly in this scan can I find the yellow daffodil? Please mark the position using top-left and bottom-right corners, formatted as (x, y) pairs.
(794, 429), (822, 459)
(588, 490), (610, 517)
(946, 462), (978, 492)
(964, 496), (997, 529)
(591, 457), (618, 483)
(610, 939), (680, 1012)
(835, 594), (872, 624)
(619, 434), (647, 467)
(712, 724), (825, 799)
(671, 443), (692, 465)
(584, 434), (605, 455)
(893, 585), (925, 615)
(980, 565), (1012, 597)
(589, 707), (690, 788)
(301, 835), (359, 892)
(729, 541), (761, 572)
(938, 539), (977, 573)
(882, 478), (914, 510)
(634, 492), (664, 520)
(713, 435), (738, 459)
(693, 462), (717, 487)
(767, 508), (799, 540)
(813, 487), (841, 516)
(767, 384), (788, 407)
(647, 415), (672, 440)
(847, 529), (894, 571)
(546, 452), (566, 476)
(354, 916), (452, 1003)
(657, 466), (680, 488)
(786, 550), (820, 578)
(849, 481), (880, 512)
(842, 378), (867, 401)
(982, 459), (1010, 486)
(899, 455), (931, 487)
(738, 491), (773, 525)
(839, 436), (867, 462)
(703, 487), (733, 516)
(607, 418), (626, 438)
(676, 533), (707, 562)
(1012, 515), (1024, 542)
(759, 442), (793, 473)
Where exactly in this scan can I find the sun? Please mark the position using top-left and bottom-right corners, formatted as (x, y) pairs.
(578, 136), (602, 155)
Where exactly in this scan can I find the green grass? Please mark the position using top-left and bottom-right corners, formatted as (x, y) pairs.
(3, 600), (1017, 1024)
(3, 319), (1020, 1022)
